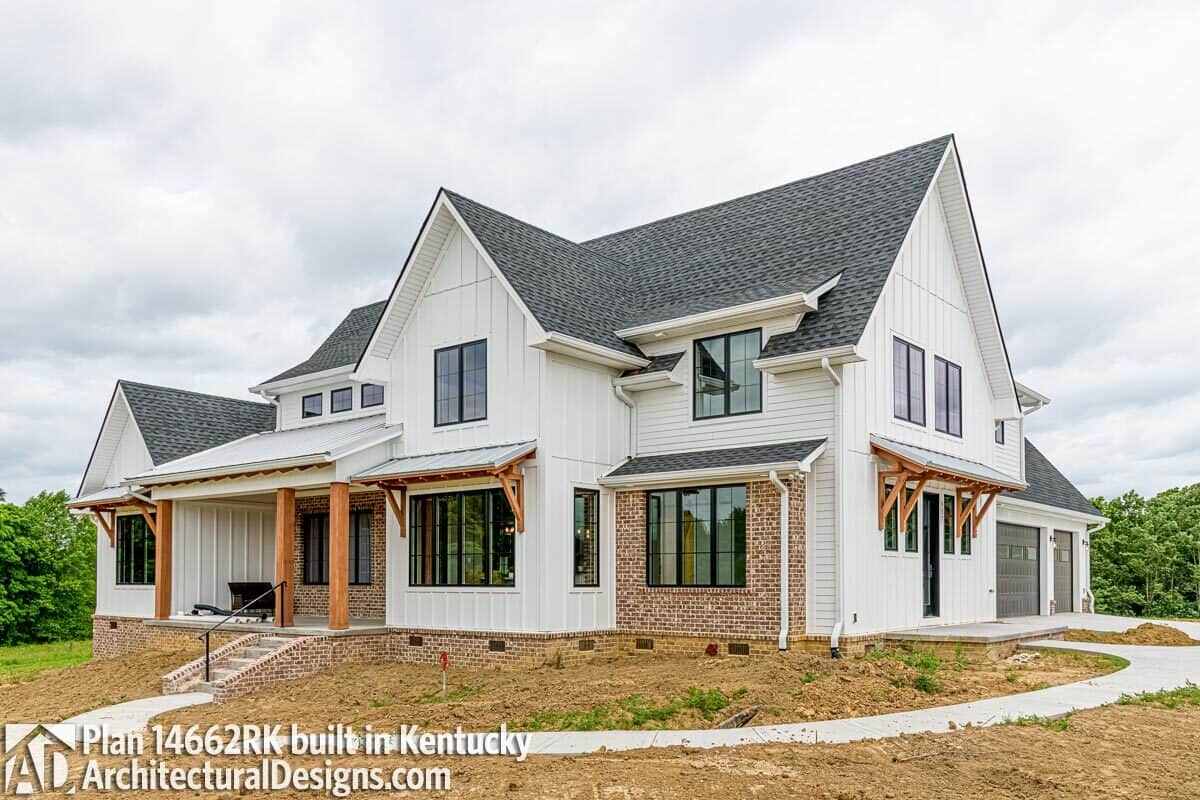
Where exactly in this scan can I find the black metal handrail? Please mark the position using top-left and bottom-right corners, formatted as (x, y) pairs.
(196, 580), (286, 682)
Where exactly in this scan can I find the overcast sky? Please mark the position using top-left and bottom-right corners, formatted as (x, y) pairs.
(2, 1), (1197, 504)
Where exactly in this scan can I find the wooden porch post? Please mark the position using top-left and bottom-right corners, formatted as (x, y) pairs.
(153, 499), (173, 620)
(328, 482), (350, 630)
(275, 488), (296, 628)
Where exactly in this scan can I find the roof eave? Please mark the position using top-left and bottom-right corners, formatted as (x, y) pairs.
(616, 291), (818, 344)
(531, 331), (649, 370)
(754, 344), (863, 375)
(250, 364), (356, 396)
(602, 443), (826, 488)
(128, 453), (330, 487)
(996, 494), (1107, 524)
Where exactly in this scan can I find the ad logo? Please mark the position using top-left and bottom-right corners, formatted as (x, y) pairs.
(3, 724), (76, 795)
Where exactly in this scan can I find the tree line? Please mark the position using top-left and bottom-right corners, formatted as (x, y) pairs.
(0, 489), (96, 644)
(1091, 484), (1200, 619)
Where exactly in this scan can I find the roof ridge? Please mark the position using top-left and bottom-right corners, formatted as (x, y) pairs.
(441, 189), (637, 277)
(118, 379), (272, 408)
(583, 134), (954, 245)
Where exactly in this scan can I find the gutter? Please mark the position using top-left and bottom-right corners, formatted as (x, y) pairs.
(768, 470), (789, 651)
(1084, 519), (1108, 613)
(823, 356), (845, 659)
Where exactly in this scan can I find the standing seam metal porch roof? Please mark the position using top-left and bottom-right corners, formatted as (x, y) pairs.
(870, 435), (1027, 490)
(353, 441), (537, 481)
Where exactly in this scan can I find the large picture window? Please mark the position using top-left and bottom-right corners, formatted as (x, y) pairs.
(647, 485), (746, 587)
(934, 356), (962, 436)
(409, 489), (515, 586)
(693, 330), (762, 419)
(573, 489), (600, 587)
(893, 337), (925, 425)
(115, 514), (155, 585)
(303, 511), (372, 585)
(434, 340), (487, 426)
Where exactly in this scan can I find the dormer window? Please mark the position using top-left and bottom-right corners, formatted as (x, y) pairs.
(362, 383), (385, 408)
(693, 329), (762, 420)
(302, 393), (323, 418)
(331, 387), (353, 413)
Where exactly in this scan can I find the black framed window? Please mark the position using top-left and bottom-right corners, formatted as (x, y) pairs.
(115, 515), (155, 585)
(573, 489), (600, 587)
(331, 387), (353, 413)
(883, 496), (898, 551)
(409, 489), (515, 586)
(893, 338), (925, 425)
(934, 356), (962, 436)
(942, 495), (955, 555)
(693, 329), (762, 419)
(435, 340), (487, 426)
(302, 393), (323, 418)
(960, 503), (972, 556)
(903, 488), (918, 552)
(647, 485), (745, 587)
(361, 383), (385, 408)
(303, 511), (371, 584)
(303, 514), (329, 584)
(994, 420), (1005, 444)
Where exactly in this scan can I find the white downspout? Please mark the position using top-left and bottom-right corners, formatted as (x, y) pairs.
(1084, 520), (1107, 613)
(769, 470), (789, 651)
(821, 357), (846, 658)
(613, 384), (636, 458)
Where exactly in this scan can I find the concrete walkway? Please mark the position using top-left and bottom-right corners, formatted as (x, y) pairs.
(59, 614), (1200, 755)
(63, 692), (212, 738)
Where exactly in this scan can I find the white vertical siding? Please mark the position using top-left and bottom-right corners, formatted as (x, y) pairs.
(95, 501), (275, 618)
(838, 187), (1009, 635)
(994, 419), (1020, 479)
(277, 382), (387, 431)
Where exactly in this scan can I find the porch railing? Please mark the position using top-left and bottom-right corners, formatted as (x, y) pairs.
(196, 580), (287, 683)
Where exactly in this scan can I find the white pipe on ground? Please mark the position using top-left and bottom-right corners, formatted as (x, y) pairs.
(769, 469), (789, 651)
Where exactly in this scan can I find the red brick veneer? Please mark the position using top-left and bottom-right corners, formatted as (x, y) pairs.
(292, 491), (387, 619)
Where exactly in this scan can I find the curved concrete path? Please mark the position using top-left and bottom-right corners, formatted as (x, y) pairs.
(60, 614), (1200, 755)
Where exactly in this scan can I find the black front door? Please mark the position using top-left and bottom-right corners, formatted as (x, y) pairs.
(922, 492), (940, 618)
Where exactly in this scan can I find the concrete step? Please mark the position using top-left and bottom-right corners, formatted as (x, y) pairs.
(192, 681), (213, 693)
(242, 647), (275, 658)
(258, 636), (298, 649)
(226, 657), (257, 669)
(211, 668), (238, 681)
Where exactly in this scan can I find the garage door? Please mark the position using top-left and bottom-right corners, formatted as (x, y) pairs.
(1054, 531), (1074, 613)
(997, 523), (1040, 617)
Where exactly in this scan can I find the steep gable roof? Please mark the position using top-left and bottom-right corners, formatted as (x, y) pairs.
(1007, 439), (1102, 518)
(262, 300), (387, 385)
(443, 191), (639, 355)
(118, 381), (276, 465)
(587, 136), (952, 355)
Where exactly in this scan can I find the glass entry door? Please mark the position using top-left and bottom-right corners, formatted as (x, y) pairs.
(922, 493), (940, 618)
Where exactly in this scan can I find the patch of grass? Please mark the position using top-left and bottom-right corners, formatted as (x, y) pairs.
(1118, 683), (1200, 709)
(913, 674), (941, 694)
(683, 687), (731, 721)
(1009, 713), (1072, 731)
(370, 697), (392, 708)
(732, 686), (749, 698)
(897, 649), (941, 674)
(954, 645), (969, 671)
(1005, 672), (1019, 684)
(0, 640), (92, 684)
(413, 686), (483, 705)
(798, 672), (819, 685)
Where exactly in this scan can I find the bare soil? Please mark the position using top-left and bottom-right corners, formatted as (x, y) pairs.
(0, 640), (201, 723)
(80, 701), (1200, 799)
(1064, 622), (1199, 646)
(157, 646), (1122, 732)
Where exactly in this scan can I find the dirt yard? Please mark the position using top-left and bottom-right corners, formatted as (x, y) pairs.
(0, 640), (201, 723)
(1064, 622), (1199, 646)
(83, 690), (1200, 799)
(157, 646), (1122, 732)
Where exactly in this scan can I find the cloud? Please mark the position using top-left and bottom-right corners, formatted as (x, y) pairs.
(1, 0), (1198, 502)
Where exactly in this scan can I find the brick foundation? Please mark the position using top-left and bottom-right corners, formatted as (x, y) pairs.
(293, 491), (387, 619)
(91, 615), (246, 660)
(614, 477), (806, 641)
(1082, 595), (1093, 613)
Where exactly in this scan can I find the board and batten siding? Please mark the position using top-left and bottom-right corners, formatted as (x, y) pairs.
(634, 319), (838, 634)
(95, 501), (275, 618)
(384, 220), (625, 633)
(838, 185), (1007, 635)
(993, 418), (1023, 481)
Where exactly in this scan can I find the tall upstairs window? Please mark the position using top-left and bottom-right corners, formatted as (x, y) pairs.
(694, 329), (762, 419)
(934, 356), (962, 437)
(434, 340), (487, 426)
(893, 337), (925, 425)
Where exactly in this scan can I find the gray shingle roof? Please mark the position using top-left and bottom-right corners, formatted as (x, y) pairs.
(429, 137), (951, 361)
(263, 300), (387, 384)
(621, 351), (684, 377)
(1006, 439), (1102, 518)
(587, 135), (952, 356)
(606, 439), (826, 478)
(119, 380), (276, 465)
(443, 191), (641, 355)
